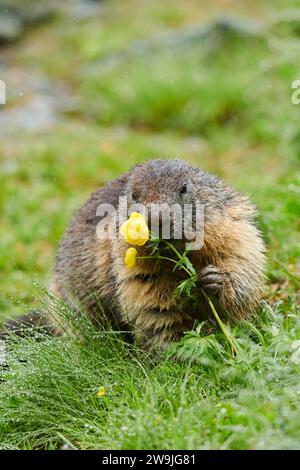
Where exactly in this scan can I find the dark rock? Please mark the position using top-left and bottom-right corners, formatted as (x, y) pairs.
(211, 16), (263, 39)
(0, 0), (59, 45)
(0, 9), (23, 43)
(88, 15), (264, 76)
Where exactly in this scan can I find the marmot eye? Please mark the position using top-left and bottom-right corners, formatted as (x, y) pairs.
(180, 183), (188, 195)
(132, 192), (139, 201)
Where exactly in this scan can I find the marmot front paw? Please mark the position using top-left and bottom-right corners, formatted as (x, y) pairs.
(199, 265), (225, 296)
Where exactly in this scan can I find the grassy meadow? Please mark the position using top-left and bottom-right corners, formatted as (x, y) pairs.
(0, 0), (300, 449)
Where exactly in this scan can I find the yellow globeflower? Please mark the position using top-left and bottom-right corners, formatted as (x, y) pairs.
(120, 212), (149, 246)
(96, 386), (106, 398)
(125, 247), (137, 268)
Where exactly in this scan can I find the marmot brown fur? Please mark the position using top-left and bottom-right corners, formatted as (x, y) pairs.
(50, 159), (266, 350)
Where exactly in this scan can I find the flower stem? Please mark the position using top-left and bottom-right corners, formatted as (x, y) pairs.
(200, 288), (239, 355)
(163, 240), (183, 260)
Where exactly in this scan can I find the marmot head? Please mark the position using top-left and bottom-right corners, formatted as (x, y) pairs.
(127, 159), (196, 207)
(124, 159), (229, 242)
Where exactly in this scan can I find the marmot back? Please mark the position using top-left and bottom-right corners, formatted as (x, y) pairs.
(53, 159), (266, 350)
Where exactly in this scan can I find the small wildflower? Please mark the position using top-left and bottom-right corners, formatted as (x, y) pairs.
(125, 247), (138, 268)
(120, 212), (149, 246)
(96, 386), (106, 398)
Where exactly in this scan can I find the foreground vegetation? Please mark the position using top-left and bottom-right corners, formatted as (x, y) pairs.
(1, 293), (300, 450)
(0, 0), (299, 449)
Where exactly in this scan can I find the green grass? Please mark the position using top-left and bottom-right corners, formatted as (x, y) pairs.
(1, 293), (300, 449)
(0, 0), (300, 449)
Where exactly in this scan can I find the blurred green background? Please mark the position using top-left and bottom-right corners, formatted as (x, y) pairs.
(0, 0), (299, 319)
